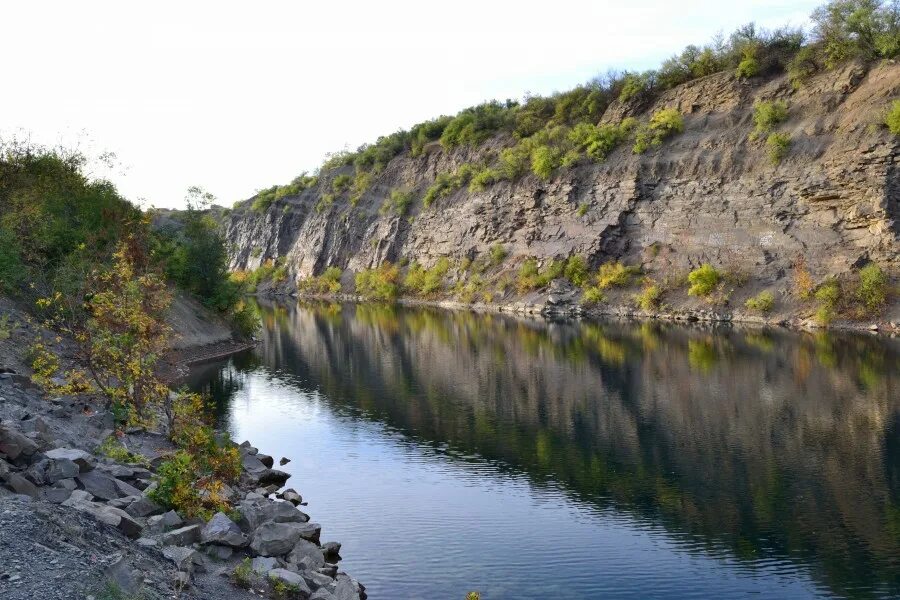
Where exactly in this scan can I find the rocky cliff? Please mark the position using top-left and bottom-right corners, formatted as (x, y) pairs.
(223, 62), (899, 322)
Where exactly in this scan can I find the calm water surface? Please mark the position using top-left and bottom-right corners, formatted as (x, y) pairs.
(187, 301), (900, 599)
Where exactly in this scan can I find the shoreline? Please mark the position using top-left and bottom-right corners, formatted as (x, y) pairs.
(256, 291), (900, 336)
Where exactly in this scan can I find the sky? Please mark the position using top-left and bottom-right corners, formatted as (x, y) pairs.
(0, 1), (821, 209)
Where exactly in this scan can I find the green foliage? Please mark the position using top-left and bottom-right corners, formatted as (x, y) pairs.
(469, 167), (500, 192)
(251, 186), (277, 212)
(766, 132), (792, 164)
(752, 100), (789, 139)
(633, 109), (684, 154)
(0, 225), (24, 293)
(687, 264), (722, 297)
(564, 255), (589, 286)
(353, 130), (410, 173)
(350, 171), (373, 206)
(411, 116), (453, 156)
(332, 174), (352, 193)
(298, 266), (343, 295)
(787, 45), (821, 87)
(423, 164), (478, 207)
(440, 101), (514, 148)
(315, 193), (335, 213)
(619, 73), (649, 102)
(814, 277), (842, 324)
(736, 55), (761, 78)
(886, 100), (900, 135)
(382, 188), (415, 216)
(581, 286), (605, 305)
(745, 290), (775, 313)
(812, 0), (900, 68)
(569, 119), (635, 162)
(596, 262), (641, 289)
(577, 203), (589, 217)
(354, 262), (400, 300)
(516, 258), (540, 292)
(489, 244), (507, 265)
(530, 145), (559, 180)
(404, 257), (451, 296)
(231, 558), (253, 589)
(98, 435), (148, 466)
(634, 284), (662, 310)
(857, 263), (888, 312)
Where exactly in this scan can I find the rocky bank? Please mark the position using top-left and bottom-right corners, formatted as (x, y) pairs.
(223, 61), (899, 327)
(0, 298), (365, 600)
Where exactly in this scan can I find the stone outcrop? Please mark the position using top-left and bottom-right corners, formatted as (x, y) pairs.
(223, 62), (899, 320)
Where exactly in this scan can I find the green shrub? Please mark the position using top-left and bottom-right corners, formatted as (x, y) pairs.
(752, 100), (788, 139)
(332, 174), (351, 193)
(440, 101), (512, 148)
(814, 277), (841, 324)
(857, 263), (888, 312)
(633, 109), (683, 154)
(423, 164), (477, 207)
(98, 435), (148, 465)
(489, 244), (507, 265)
(298, 266), (342, 294)
(530, 145), (559, 180)
(687, 264), (722, 297)
(232, 558), (253, 589)
(766, 132), (791, 164)
(404, 257), (451, 296)
(787, 45), (820, 88)
(885, 100), (900, 136)
(619, 73), (648, 102)
(564, 255), (589, 286)
(634, 284), (662, 310)
(516, 258), (540, 292)
(350, 171), (373, 206)
(581, 286), (605, 305)
(382, 188), (415, 216)
(0, 226), (24, 293)
(569, 120), (635, 162)
(596, 262), (640, 289)
(315, 193), (335, 213)
(469, 167), (499, 192)
(744, 290), (775, 313)
(498, 145), (531, 180)
(411, 116), (453, 156)
(577, 203), (589, 216)
(354, 263), (400, 300)
(736, 55), (760, 79)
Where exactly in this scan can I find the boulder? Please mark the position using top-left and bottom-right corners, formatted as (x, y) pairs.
(241, 453), (267, 473)
(321, 542), (341, 561)
(0, 425), (38, 462)
(257, 468), (291, 486)
(304, 569), (336, 589)
(238, 498), (309, 531)
(280, 489), (302, 505)
(114, 478), (143, 498)
(287, 539), (325, 569)
(25, 457), (79, 485)
(43, 486), (73, 503)
(204, 544), (234, 560)
(257, 453), (274, 468)
(45, 448), (95, 472)
(201, 512), (249, 547)
(125, 496), (163, 518)
(268, 568), (311, 596)
(293, 521), (321, 544)
(251, 556), (279, 574)
(162, 524), (201, 546)
(311, 589), (337, 600)
(279, 457), (291, 466)
(250, 522), (311, 557)
(76, 470), (124, 501)
(318, 564), (338, 578)
(334, 574), (365, 600)
(5, 472), (39, 498)
(162, 546), (203, 572)
(148, 510), (183, 533)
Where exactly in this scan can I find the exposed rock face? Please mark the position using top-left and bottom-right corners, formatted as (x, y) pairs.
(223, 63), (899, 302)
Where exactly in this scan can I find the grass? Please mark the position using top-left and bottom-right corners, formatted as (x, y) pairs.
(355, 263), (400, 300)
(752, 100), (788, 139)
(577, 203), (589, 217)
(633, 109), (683, 154)
(634, 284), (662, 310)
(581, 286), (605, 305)
(744, 290), (775, 313)
(404, 258), (451, 296)
(382, 188), (415, 216)
(887, 100), (900, 135)
(231, 558), (253, 589)
(766, 133), (791, 164)
(297, 266), (342, 294)
(489, 243), (507, 265)
(97, 435), (149, 466)
(0, 314), (12, 340)
(596, 262), (640, 289)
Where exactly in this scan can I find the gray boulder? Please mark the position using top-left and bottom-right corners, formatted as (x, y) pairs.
(148, 509), (183, 533)
(334, 574), (365, 600)
(250, 522), (311, 557)
(162, 524), (201, 546)
(25, 457), (79, 485)
(76, 470), (123, 501)
(43, 486), (73, 503)
(45, 448), (95, 472)
(287, 539), (325, 569)
(0, 426), (38, 462)
(162, 546), (203, 572)
(238, 498), (309, 531)
(125, 496), (163, 518)
(251, 556), (279, 574)
(257, 468), (291, 486)
(201, 512), (249, 547)
(268, 569), (311, 596)
(5, 472), (39, 498)
(311, 589), (336, 600)
(321, 542), (341, 561)
(304, 569), (336, 589)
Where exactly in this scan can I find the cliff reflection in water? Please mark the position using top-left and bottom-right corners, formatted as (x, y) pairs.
(196, 300), (900, 598)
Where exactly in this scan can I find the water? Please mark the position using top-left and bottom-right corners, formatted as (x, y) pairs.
(187, 301), (900, 599)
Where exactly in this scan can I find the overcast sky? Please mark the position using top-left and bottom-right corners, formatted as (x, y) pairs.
(1, 1), (820, 208)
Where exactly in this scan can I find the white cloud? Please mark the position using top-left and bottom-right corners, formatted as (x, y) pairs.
(0, 0), (818, 208)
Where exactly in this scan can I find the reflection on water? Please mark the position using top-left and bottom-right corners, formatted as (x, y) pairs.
(188, 301), (900, 599)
